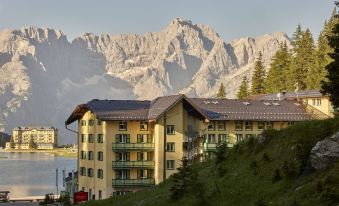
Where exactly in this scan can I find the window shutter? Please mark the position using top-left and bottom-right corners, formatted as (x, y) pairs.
(127, 134), (130, 143)
(127, 152), (130, 161)
(115, 134), (119, 143)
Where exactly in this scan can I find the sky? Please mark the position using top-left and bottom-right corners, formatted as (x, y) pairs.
(0, 0), (335, 42)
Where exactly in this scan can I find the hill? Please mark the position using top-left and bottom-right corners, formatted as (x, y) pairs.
(84, 119), (339, 206)
(0, 132), (10, 148)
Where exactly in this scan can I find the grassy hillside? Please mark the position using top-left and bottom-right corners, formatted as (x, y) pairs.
(85, 119), (339, 206)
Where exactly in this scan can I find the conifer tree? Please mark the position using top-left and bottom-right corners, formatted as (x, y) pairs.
(251, 52), (266, 95)
(265, 42), (292, 92)
(170, 157), (192, 200)
(291, 28), (316, 90)
(216, 83), (226, 99)
(237, 76), (250, 99)
(291, 24), (304, 49)
(321, 2), (339, 108)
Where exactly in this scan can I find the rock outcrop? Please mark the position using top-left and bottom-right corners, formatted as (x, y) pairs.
(310, 132), (339, 169)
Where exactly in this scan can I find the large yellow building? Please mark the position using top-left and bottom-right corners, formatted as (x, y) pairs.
(66, 94), (320, 200)
(6, 126), (58, 150)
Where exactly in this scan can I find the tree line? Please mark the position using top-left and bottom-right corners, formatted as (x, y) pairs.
(217, 8), (338, 100)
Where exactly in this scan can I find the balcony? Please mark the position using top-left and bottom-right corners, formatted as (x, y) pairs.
(112, 143), (154, 151)
(112, 178), (155, 187)
(204, 143), (218, 152)
(112, 161), (155, 169)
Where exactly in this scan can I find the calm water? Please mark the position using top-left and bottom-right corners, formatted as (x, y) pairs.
(0, 152), (76, 198)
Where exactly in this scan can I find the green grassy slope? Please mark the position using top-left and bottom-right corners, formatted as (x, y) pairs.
(86, 119), (339, 206)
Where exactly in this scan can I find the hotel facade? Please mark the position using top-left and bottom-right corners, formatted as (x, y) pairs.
(65, 92), (331, 200)
(6, 126), (58, 150)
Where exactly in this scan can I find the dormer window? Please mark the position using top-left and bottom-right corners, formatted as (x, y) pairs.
(119, 121), (127, 131)
(140, 122), (148, 131)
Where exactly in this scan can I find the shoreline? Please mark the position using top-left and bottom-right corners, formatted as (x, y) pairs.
(0, 149), (77, 158)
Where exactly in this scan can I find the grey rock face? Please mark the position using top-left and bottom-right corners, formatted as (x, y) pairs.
(0, 19), (292, 143)
(310, 132), (339, 170)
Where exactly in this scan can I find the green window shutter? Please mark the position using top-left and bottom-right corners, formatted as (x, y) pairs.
(115, 134), (119, 143)
(127, 152), (130, 161)
(137, 134), (141, 143)
(127, 134), (130, 143)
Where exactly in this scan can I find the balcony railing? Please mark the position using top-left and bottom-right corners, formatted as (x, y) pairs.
(112, 143), (154, 151)
(112, 178), (155, 187)
(112, 161), (155, 169)
(204, 143), (218, 152)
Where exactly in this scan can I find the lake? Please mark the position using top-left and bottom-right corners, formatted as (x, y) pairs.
(0, 152), (76, 198)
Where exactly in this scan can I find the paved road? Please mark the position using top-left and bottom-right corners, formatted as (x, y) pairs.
(0, 202), (39, 206)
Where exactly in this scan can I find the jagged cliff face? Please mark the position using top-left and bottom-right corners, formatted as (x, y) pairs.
(0, 18), (292, 142)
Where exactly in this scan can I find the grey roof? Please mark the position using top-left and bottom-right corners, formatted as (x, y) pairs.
(249, 90), (323, 101)
(65, 95), (311, 125)
(13, 126), (57, 131)
(187, 98), (310, 121)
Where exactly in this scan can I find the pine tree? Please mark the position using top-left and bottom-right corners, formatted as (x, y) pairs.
(291, 28), (316, 90)
(170, 157), (192, 200)
(265, 42), (292, 92)
(321, 2), (339, 108)
(216, 83), (226, 99)
(292, 24), (304, 49)
(251, 52), (266, 95)
(237, 76), (250, 99)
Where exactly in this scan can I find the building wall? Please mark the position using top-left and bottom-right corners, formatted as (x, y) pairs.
(303, 97), (334, 117)
(10, 127), (57, 150)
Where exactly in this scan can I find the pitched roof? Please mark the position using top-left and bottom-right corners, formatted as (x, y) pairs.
(65, 95), (311, 125)
(249, 90), (324, 101)
(189, 98), (310, 121)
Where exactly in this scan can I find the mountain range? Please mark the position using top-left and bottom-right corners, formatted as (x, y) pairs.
(0, 18), (292, 143)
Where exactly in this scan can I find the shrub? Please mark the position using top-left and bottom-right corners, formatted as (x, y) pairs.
(272, 168), (282, 183)
(262, 152), (270, 162)
(282, 160), (297, 178)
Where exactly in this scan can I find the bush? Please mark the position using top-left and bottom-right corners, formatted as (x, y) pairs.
(261, 152), (270, 162)
(282, 160), (297, 178)
(272, 169), (282, 183)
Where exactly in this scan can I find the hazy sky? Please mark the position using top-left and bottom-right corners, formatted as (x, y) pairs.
(0, 0), (334, 42)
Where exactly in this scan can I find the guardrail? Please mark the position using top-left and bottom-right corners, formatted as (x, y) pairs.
(112, 161), (155, 169)
(112, 178), (155, 187)
(112, 143), (154, 151)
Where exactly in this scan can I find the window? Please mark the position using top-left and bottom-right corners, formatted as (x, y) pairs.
(116, 134), (130, 143)
(81, 134), (86, 143)
(166, 143), (175, 152)
(97, 169), (104, 179)
(137, 169), (145, 179)
(89, 120), (94, 126)
(207, 134), (216, 143)
(258, 122), (265, 130)
(246, 134), (254, 139)
(288, 121), (295, 126)
(166, 125), (175, 135)
(87, 168), (93, 177)
(140, 122), (148, 131)
(146, 152), (153, 161)
(115, 191), (132, 196)
(97, 120), (102, 126)
(166, 160), (175, 170)
(218, 121), (225, 131)
(115, 170), (130, 180)
(88, 151), (94, 160)
(147, 169), (154, 178)
(118, 121), (127, 131)
(98, 151), (104, 161)
(81, 120), (86, 126)
(207, 122), (215, 131)
(236, 134), (243, 143)
(80, 167), (86, 176)
(88, 134), (94, 143)
(312, 99), (316, 106)
(137, 152), (144, 161)
(245, 121), (253, 131)
(80, 151), (87, 160)
(218, 134), (229, 143)
(235, 121), (243, 131)
(147, 135), (153, 143)
(97, 134), (103, 143)
(116, 152), (130, 161)
(266, 122), (273, 129)
(317, 99), (321, 106)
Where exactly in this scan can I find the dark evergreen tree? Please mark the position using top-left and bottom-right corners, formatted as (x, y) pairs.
(292, 28), (316, 90)
(237, 76), (250, 99)
(251, 52), (266, 95)
(321, 2), (339, 108)
(291, 24), (304, 49)
(170, 157), (192, 200)
(217, 83), (226, 99)
(265, 42), (292, 92)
